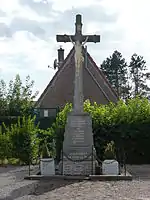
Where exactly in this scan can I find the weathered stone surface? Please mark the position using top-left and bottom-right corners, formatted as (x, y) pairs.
(63, 112), (93, 148)
(62, 160), (95, 175)
(62, 112), (95, 175)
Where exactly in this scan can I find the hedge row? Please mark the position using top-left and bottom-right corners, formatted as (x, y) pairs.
(0, 116), (40, 164)
(52, 97), (150, 164)
(1, 97), (150, 164)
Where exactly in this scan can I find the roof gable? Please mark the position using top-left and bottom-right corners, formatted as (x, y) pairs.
(36, 48), (74, 107)
(83, 48), (118, 102)
(36, 47), (118, 108)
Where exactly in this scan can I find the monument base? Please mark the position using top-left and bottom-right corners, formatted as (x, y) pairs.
(62, 156), (95, 176)
(61, 112), (96, 176)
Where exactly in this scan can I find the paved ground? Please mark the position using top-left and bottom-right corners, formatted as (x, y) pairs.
(0, 165), (150, 200)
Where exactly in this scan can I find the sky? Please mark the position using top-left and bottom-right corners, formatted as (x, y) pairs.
(0, 0), (150, 99)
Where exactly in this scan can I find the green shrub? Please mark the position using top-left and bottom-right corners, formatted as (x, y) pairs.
(3, 115), (39, 165)
(103, 141), (116, 160)
(52, 103), (72, 161)
(51, 97), (150, 164)
(0, 126), (12, 162)
(37, 128), (56, 158)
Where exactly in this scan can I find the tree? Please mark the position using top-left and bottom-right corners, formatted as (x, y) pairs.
(2, 116), (39, 164)
(0, 74), (38, 116)
(0, 80), (8, 116)
(100, 50), (130, 99)
(129, 54), (150, 98)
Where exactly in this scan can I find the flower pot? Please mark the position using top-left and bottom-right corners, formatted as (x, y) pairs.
(102, 159), (119, 175)
(40, 158), (55, 175)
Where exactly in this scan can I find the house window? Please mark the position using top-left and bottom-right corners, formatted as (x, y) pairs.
(44, 110), (48, 117)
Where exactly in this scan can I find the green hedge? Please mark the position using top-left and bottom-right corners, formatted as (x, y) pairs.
(0, 115), (56, 165)
(1, 97), (150, 164)
(52, 97), (150, 164)
(0, 116), (39, 164)
(0, 116), (19, 133)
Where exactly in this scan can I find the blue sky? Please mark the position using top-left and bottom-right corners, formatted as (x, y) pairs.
(0, 0), (150, 99)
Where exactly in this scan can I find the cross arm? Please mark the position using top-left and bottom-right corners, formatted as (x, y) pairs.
(82, 35), (100, 43)
(56, 34), (100, 43)
(56, 34), (75, 43)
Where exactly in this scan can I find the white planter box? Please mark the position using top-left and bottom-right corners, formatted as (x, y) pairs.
(102, 159), (119, 175)
(40, 158), (55, 175)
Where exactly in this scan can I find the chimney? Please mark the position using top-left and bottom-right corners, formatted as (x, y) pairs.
(58, 47), (64, 66)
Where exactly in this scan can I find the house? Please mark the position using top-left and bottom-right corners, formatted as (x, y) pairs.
(35, 46), (118, 117)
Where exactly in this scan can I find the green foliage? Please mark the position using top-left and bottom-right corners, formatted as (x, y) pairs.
(100, 50), (129, 99)
(129, 54), (150, 97)
(3, 115), (39, 164)
(52, 103), (72, 161)
(0, 115), (57, 164)
(0, 80), (8, 116)
(0, 74), (38, 117)
(52, 97), (150, 164)
(0, 126), (12, 162)
(37, 128), (56, 158)
(100, 51), (150, 99)
(7, 74), (39, 116)
(104, 141), (116, 160)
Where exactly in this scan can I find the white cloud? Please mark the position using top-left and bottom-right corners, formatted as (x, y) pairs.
(0, 31), (57, 71)
(0, 0), (20, 13)
(0, 0), (150, 98)
(0, 0), (53, 24)
(50, 0), (99, 11)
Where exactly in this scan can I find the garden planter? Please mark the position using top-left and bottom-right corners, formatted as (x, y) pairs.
(40, 158), (55, 175)
(102, 159), (119, 175)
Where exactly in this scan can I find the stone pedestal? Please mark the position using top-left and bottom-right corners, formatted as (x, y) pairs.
(61, 112), (96, 176)
(40, 158), (55, 175)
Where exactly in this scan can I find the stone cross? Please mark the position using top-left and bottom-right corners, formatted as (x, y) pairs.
(56, 14), (100, 113)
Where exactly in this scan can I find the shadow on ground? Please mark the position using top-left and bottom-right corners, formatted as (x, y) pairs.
(0, 165), (40, 200)
(30, 180), (83, 196)
(0, 165), (22, 174)
(0, 180), (83, 199)
(0, 181), (38, 200)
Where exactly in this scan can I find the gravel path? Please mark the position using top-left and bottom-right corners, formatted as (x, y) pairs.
(0, 165), (39, 199)
(28, 179), (150, 200)
(0, 165), (150, 200)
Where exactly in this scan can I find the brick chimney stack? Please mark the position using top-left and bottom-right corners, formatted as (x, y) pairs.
(58, 47), (64, 66)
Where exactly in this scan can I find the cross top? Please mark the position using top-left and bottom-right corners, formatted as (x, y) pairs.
(56, 14), (100, 44)
(75, 14), (82, 35)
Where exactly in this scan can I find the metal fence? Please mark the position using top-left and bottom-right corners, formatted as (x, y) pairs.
(56, 144), (127, 176)
(28, 142), (127, 176)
